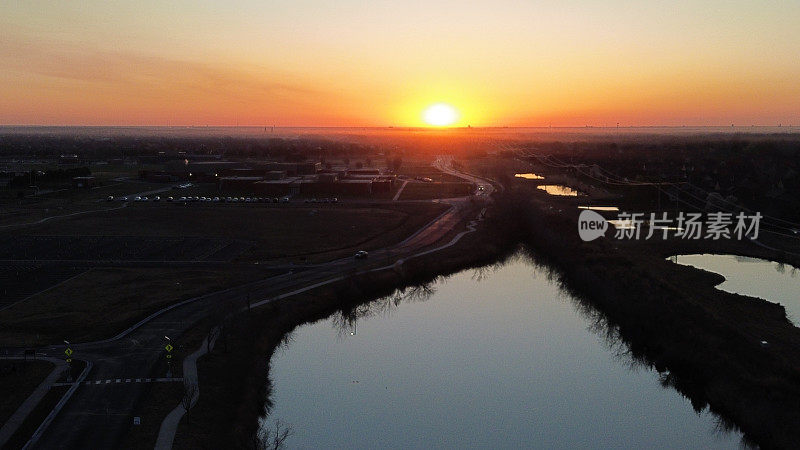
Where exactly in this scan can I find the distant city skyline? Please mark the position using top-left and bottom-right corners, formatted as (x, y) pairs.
(2, 1), (799, 127)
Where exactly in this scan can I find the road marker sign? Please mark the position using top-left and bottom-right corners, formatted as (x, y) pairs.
(166, 354), (172, 359)
(66, 358), (72, 363)
(165, 344), (173, 352)
(64, 348), (73, 357)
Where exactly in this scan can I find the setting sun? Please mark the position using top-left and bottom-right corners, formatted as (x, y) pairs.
(423, 103), (459, 127)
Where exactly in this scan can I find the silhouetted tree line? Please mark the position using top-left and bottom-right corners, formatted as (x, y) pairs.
(0, 134), (372, 161)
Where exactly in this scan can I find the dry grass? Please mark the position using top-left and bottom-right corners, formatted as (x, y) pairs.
(9, 202), (448, 262)
(398, 182), (475, 200)
(0, 267), (266, 346)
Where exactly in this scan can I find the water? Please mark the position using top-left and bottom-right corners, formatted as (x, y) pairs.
(671, 254), (800, 324)
(578, 206), (619, 211)
(536, 185), (581, 196)
(262, 256), (742, 448)
(514, 173), (545, 180)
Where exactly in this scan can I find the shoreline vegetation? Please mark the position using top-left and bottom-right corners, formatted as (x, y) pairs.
(176, 185), (799, 449)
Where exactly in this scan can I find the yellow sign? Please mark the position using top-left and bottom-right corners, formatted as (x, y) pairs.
(64, 348), (73, 357)
(165, 344), (173, 352)
(66, 358), (72, 363)
(166, 354), (172, 359)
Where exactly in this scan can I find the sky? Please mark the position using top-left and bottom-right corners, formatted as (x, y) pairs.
(1, 1), (799, 127)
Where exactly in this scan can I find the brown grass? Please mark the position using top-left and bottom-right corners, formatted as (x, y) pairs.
(398, 182), (475, 200)
(0, 267), (266, 346)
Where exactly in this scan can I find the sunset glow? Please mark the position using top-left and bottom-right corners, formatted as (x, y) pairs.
(423, 104), (459, 127)
(2, 1), (800, 126)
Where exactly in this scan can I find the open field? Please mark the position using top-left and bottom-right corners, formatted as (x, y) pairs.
(0, 265), (86, 310)
(0, 360), (54, 426)
(6, 202), (448, 263)
(398, 182), (475, 200)
(0, 235), (247, 262)
(0, 267), (271, 346)
(395, 164), (466, 182)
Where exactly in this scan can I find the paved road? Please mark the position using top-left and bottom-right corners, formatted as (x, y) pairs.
(17, 177), (482, 449)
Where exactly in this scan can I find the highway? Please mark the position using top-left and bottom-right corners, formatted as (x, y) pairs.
(13, 159), (491, 449)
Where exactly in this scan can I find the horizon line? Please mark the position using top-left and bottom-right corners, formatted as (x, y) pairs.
(0, 124), (796, 130)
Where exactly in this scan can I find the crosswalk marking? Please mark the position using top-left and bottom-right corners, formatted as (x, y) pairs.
(57, 377), (184, 387)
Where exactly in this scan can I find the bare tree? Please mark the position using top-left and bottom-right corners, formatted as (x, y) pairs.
(256, 419), (293, 450)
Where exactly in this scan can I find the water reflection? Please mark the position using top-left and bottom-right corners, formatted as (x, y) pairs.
(262, 252), (746, 448)
(671, 253), (800, 324)
(537, 184), (581, 196)
(514, 173), (545, 180)
(578, 206), (619, 211)
(333, 282), (438, 339)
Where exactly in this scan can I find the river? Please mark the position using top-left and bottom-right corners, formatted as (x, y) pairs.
(261, 254), (743, 448)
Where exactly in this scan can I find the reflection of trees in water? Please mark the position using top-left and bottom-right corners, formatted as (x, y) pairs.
(332, 282), (438, 338)
(332, 254), (518, 337)
(774, 261), (799, 277)
(471, 254), (515, 282)
(519, 248), (757, 448)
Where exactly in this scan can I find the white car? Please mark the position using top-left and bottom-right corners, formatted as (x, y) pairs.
(354, 250), (369, 259)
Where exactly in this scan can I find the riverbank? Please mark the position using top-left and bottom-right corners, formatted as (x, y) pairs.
(166, 204), (518, 448)
(169, 184), (799, 449)
(497, 187), (800, 449)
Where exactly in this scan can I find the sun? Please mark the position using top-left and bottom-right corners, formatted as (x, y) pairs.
(423, 103), (459, 126)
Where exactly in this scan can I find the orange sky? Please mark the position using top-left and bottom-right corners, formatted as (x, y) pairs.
(2, 1), (799, 127)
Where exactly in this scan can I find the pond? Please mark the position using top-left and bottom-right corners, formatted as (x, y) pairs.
(261, 255), (743, 448)
(514, 173), (545, 180)
(536, 185), (581, 196)
(670, 254), (800, 324)
(578, 206), (619, 211)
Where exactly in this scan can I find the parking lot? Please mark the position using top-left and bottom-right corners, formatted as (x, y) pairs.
(105, 195), (341, 205)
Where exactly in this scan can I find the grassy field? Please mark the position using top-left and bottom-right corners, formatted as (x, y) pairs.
(398, 182), (475, 200)
(0, 360), (54, 426)
(0, 180), (167, 228)
(396, 164), (465, 182)
(0, 267), (269, 346)
(9, 202), (448, 262)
